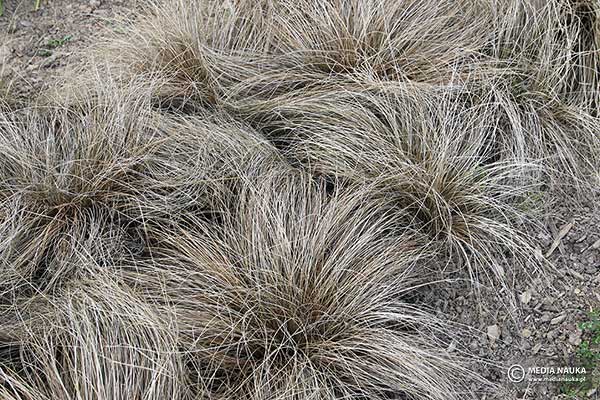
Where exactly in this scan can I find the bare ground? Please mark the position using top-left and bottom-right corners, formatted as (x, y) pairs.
(0, 0), (140, 99)
(426, 195), (600, 399)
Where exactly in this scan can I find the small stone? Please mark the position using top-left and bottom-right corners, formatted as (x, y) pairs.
(541, 313), (552, 322)
(592, 238), (600, 249)
(446, 341), (456, 353)
(568, 331), (582, 346)
(532, 343), (543, 354)
(521, 328), (532, 338)
(587, 388), (597, 397)
(520, 290), (532, 305)
(574, 288), (581, 295)
(550, 314), (566, 325)
(487, 325), (501, 344)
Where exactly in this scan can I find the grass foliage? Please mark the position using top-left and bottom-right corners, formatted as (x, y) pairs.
(0, 0), (599, 398)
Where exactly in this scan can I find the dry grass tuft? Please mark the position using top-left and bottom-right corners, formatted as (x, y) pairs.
(255, 86), (545, 287)
(0, 275), (186, 400)
(0, 79), (282, 300)
(87, 0), (494, 109)
(490, 0), (600, 112)
(121, 171), (478, 400)
(83, 0), (599, 274)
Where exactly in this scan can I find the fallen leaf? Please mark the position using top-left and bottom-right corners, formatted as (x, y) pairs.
(546, 221), (573, 257)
